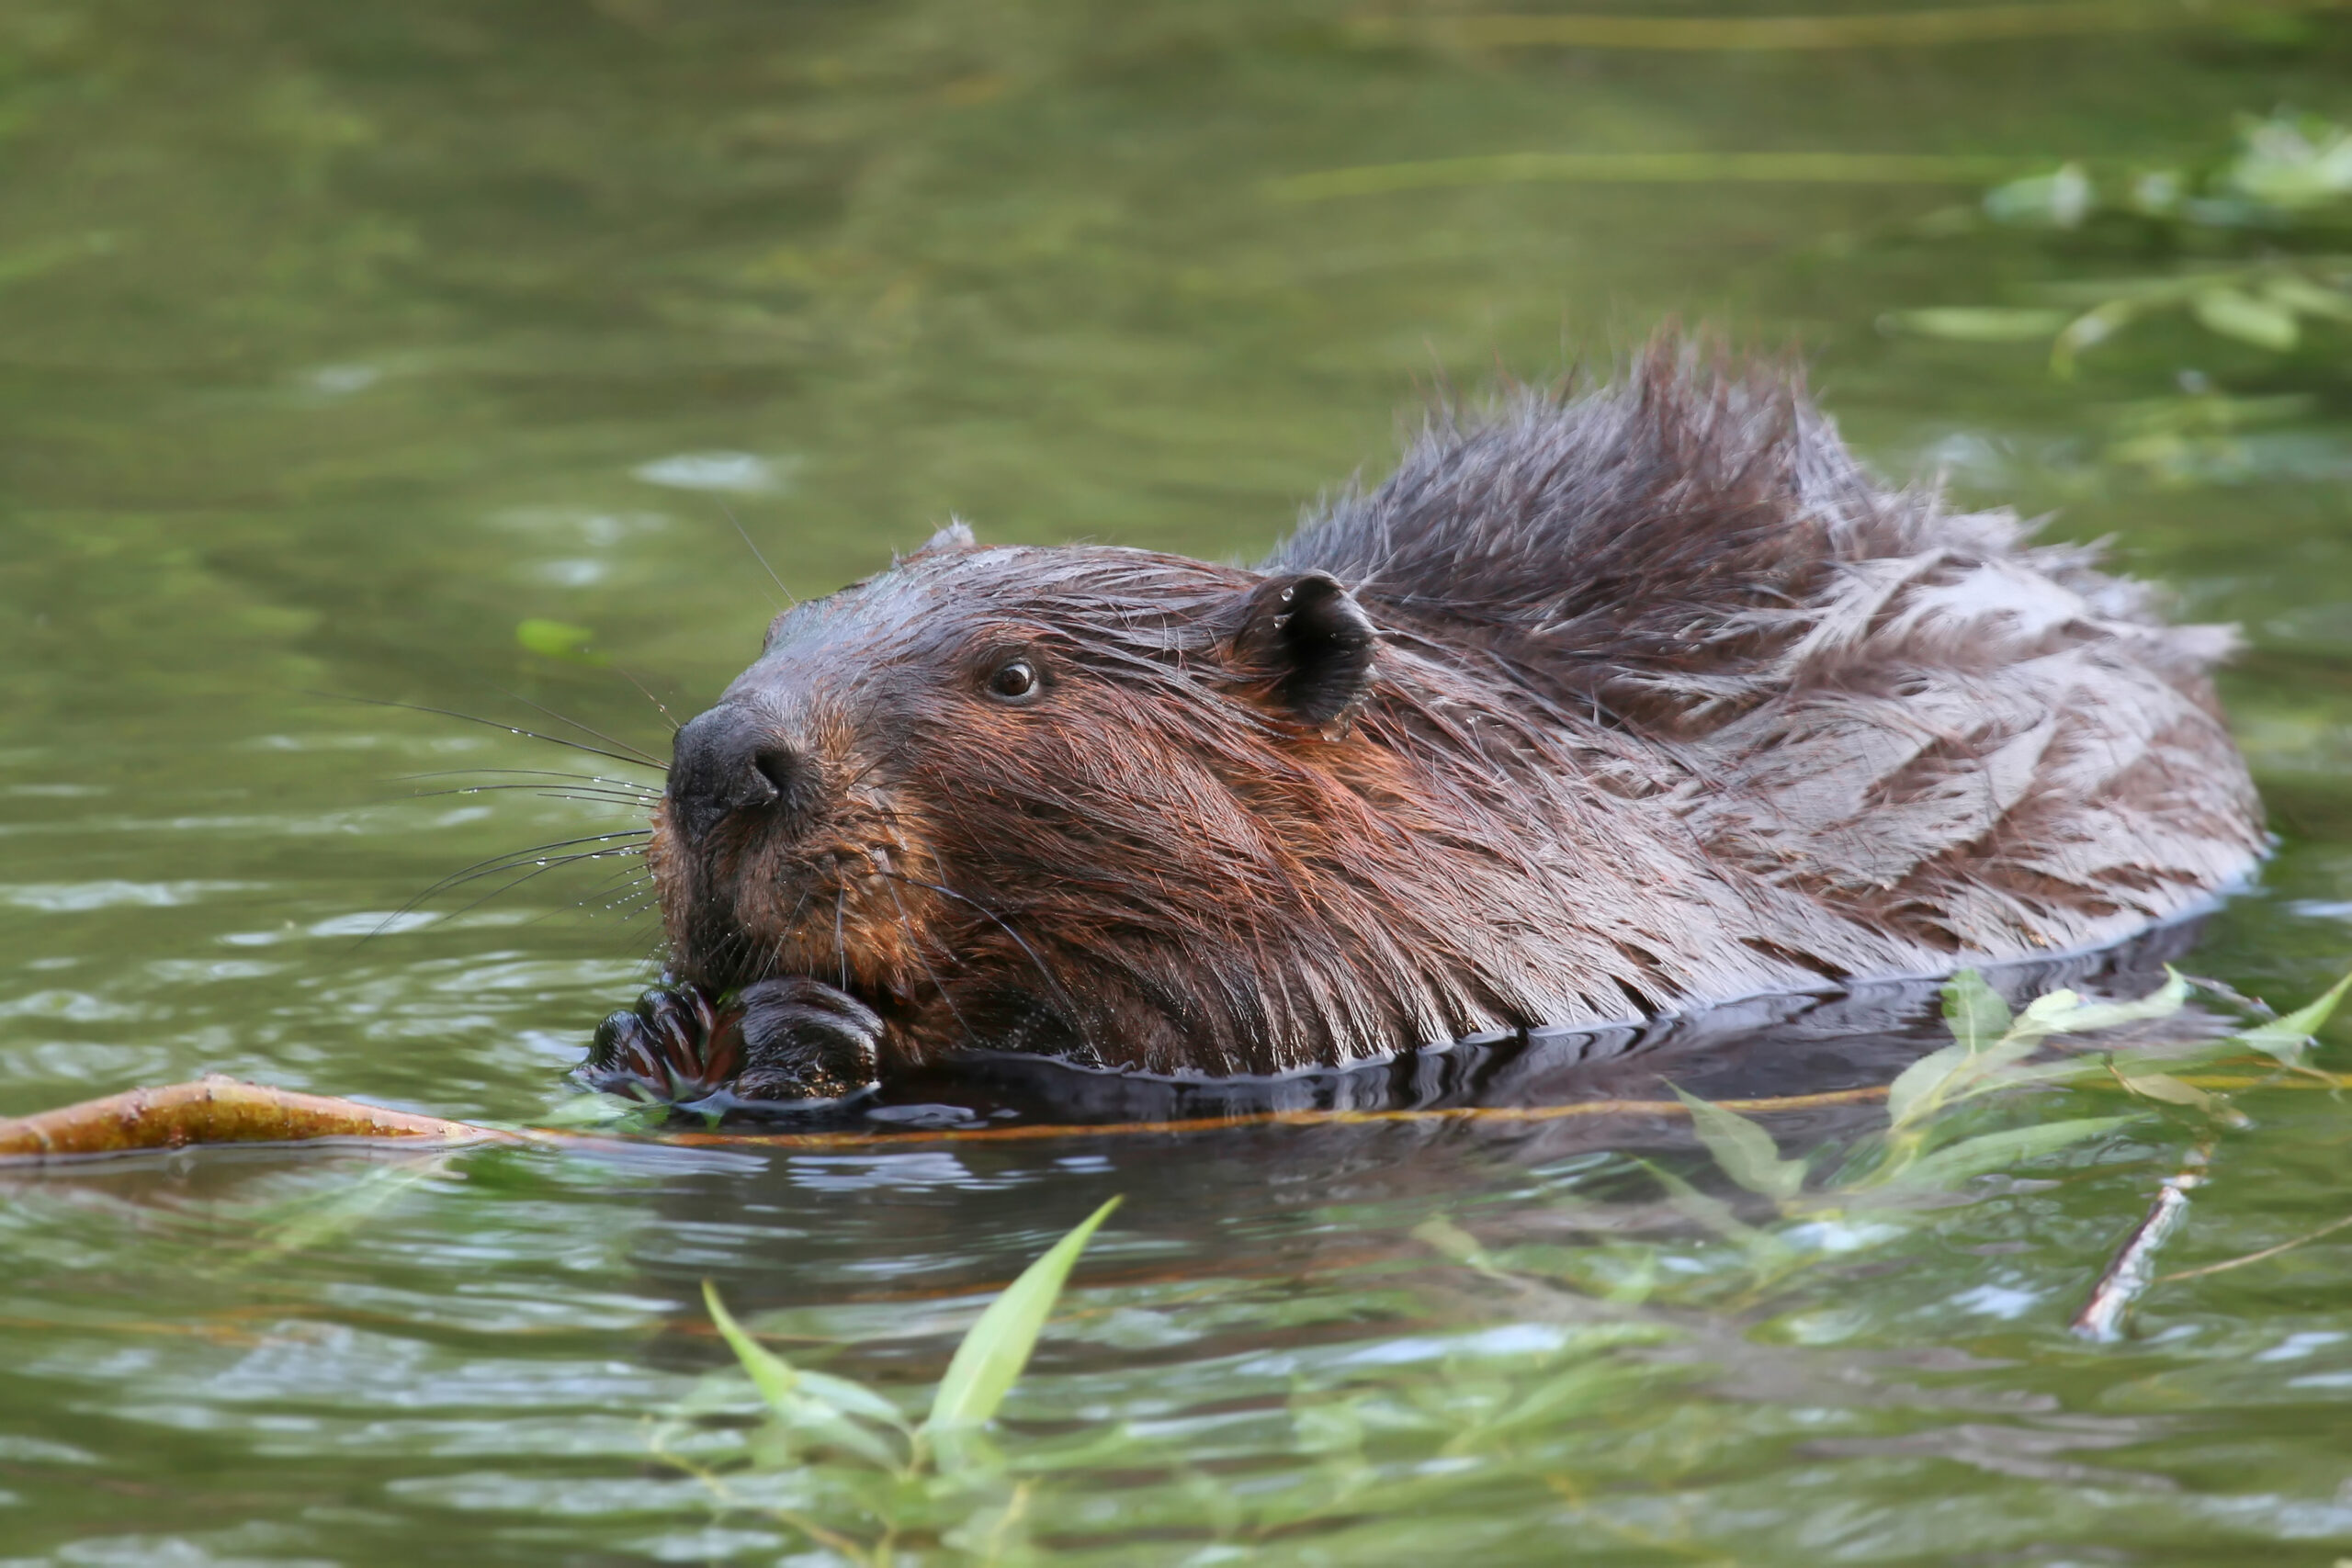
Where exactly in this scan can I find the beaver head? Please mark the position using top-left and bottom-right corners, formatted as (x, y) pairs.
(646, 522), (1395, 1078)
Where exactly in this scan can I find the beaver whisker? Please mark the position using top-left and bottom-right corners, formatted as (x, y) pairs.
(836, 753), (894, 795)
(381, 839), (649, 938)
(720, 499), (797, 609)
(404, 831), (654, 906)
(401, 768), (661, 797)
(430, 844), (644, 896)
(413, 848), (648, 931)
(881, 874), (978, 1051)
(776, 881), (819, 942)
(872, 868), (1080, 1024)
(328, 694), (667, 774)
(833, 887), (849, 992)
(401, 783), (662, 808)
(609, 662), (684, 735)
(484, 682), (672, 771)
(566, 863), (653, 907)
(535, 867), (655, 928)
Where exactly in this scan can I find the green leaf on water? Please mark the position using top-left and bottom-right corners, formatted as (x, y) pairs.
(2108, 1066), (2221, 1113)
(1640, 1159), (1794, 1270)
(703, 1279), (799, 1413)
(1885, 1039), (1972, 1132)
(2191, 288), (2300, 351)
(703, 1280), (907, 1470)
(2017, 967), (2189, 1038)
(928, 1196), (1121, 1431)
(1873, 1115), (2137, 1193)
(1943, 969), (2012, 1054)
(2235, 967), (2352, 1067)
(2264, 273), (2352, 323)
(2051, 299), (2139, 378)
(534, 1091), (671, 1132)
(1672, 1087), (1806, 1201)
(514, 617), (606, 664)
(1894, 307), (2072, 342)
(1886, 971), (2011, 1131)
(1983, 163), (2092, 228)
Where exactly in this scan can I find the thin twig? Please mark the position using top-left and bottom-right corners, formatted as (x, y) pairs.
(17, 1063), (2347, 1164)
(2160, 1212), (2352, 1283)
(1345, 0), (2348, 51)
(2072, 1142), (2212, 1342)
(1265, 151), (2019, 203)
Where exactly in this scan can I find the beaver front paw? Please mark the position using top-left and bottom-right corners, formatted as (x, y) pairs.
(734, 976), (883, 1103)
(578, 976), (881, 1109)
(580, 978), (738, 1102)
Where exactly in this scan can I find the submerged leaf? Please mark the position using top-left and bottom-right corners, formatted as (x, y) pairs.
(514, 617), (604, 662)
(1641, 1159), (1794, 1270)
(702, 1281), (905, 1470)
(2191, 288), (2300, 351)
(1673, 1087), (1806, 1201)
(929, 1197), (1122, 1431)
(703, 1280), (802, 1418)
(1874, 1116), (2137, 1193)
(2264, 273), (2352, 323)
(2015, 968), (2190, 1044)
(1984, 163), (2092, 228)
(1413, 1216), (1507, 1278)
(1894, 307), (2071, 342)
(2236, 968), (2352, 1066)
(2051, 299), (2139, 378)
(2108, 1066), (2230, 1118)
(1885, 1040), (1973, 1132)
(1943, 970), (2012, 1055)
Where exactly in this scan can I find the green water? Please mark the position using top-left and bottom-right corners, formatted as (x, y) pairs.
(8, 2), (2352, 1562)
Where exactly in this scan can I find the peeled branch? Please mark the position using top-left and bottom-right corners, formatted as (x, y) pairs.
(0, 1076), (510, 1163)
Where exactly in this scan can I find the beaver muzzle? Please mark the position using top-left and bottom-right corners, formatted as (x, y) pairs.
(579, 700), (888, 1110)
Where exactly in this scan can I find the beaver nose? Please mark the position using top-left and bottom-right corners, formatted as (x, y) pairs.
(667, 705), (807, 843)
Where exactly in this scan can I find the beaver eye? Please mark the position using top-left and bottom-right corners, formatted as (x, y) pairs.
(986, 659), (1040, 703)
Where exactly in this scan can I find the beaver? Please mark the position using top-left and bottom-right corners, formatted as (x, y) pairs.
(582, 346), (2265, 1107)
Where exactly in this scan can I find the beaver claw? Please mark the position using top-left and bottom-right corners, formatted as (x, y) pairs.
(578, 976), (880, 1108)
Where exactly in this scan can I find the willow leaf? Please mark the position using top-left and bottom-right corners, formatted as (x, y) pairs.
(1673, 1087), (1805, 1201)
(2236, 967), (2352, 1066)
(1943, 970), (2012, 1054)
(1880, 1116), (2137, 1192)
(928, 1197), (1121, 1431)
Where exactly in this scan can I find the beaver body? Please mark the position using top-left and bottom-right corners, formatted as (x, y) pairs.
(586, 351), (2264, 1103)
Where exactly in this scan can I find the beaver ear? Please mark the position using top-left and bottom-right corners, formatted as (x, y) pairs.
(1230, 571), (1377, 727)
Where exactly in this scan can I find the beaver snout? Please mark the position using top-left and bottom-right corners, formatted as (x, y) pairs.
(667, 703), (812, 845)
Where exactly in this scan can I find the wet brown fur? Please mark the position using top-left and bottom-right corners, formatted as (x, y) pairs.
(650, 345), (2266, 1079)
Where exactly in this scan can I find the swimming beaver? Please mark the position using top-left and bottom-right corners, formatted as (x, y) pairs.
(583, 347), (2265, 1105)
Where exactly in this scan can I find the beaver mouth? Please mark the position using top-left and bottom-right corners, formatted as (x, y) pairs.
(662, 828), (933, 1011)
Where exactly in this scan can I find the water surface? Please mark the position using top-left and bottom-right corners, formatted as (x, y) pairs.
(7, 3), (2352, 1562)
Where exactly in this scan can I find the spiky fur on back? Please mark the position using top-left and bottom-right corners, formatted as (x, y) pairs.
(1271, 348), (2262, 977)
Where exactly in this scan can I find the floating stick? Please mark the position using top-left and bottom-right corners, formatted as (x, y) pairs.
(0, 1077), (514, 1163)
(2071, 1143), (2213, 1342)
